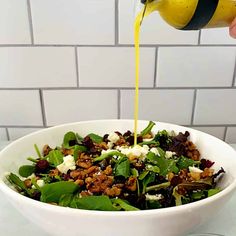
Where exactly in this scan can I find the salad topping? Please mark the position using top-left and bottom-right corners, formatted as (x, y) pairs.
(7, 121), (225, 211)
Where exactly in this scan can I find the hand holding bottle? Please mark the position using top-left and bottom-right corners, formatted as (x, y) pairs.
(230, 18), (236, 38)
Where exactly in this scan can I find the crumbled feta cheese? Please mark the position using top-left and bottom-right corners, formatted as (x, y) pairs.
(27, 173), (36, 180)
(108, 132), (120, 144)
(36, 179), (45, 188)
(150, 147), (160, 156)
(32, 179), (45, 189)
(107, 142), (113, 149)
(165, 151), (175, 159)
(57, 155), (76, 174)
(118, 145), (149, 159)
(145, 193), (163, 201)
(189, 166), (203, 173)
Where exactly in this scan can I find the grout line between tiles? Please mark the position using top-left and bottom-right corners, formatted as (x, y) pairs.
(75, 47), (79, 87)
(198, 30), (202, 45)
(5, 128), (10, 141)
(231, 53), (236, 87)
(26, 0), (34, 44)
(0, 87), (235, 90)
(117, 89), (121, 119)
(115, 0), (119, 45)
(153, 47), (158, 87)
(0, 125), (46, 128)
(0, 44), (236, 47)
(223, 127), (228, 141)
(190, 89), (197, 125)
(39, 89), (47, 127)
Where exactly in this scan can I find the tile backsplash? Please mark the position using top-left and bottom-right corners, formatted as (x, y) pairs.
(0, 0), (236, 143)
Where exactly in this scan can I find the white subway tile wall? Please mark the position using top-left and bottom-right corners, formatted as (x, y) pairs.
(8, 128), (42, 141)
(156, 47), (236, 87)
(191, 127), (225, 140)
(226, 127), (236, 143)
(0, 0), (235, 143)
(78, 47), (155, 87)
(31, 0), (115, 45)
(0, 90), (43, 126)
(0, 47), (77, 88)
(194, 89), (236, 125)
(201, 28), (236, 45)
(43, 90), (118, 126)
(0, 128), (7, 141)
(0, 0), (31, 44)
(120, 90), (194, 125)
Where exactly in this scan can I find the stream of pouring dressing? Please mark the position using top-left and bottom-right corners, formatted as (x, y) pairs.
(134, 1), (159, 145)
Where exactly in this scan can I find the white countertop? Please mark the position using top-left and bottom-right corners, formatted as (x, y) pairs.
(0, 142), (236, 236)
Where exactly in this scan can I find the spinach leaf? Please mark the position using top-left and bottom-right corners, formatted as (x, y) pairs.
(112, 198), (139, 211)
(139, 170), (149, 180)
(140, 121), (155, 136)
(157, 147), (165, 158)
(40, 181), (79, 203)
(93, 151), (125, 162)
(88, 133), (103, 144)
(190, 191), (205, 200)
(59, 194), (74, 207)
(142, 172), (155, 193)
(114, 157), (130, 178)
(146, 164), (160, 173)
(147, 200), (162, 209)
(75, 133), (84, 143)
(156, 156), (179, 177)
(207, 188), (221, 197)
(177, 156), (200, 170)
(138, 140), (159, 146)
(47, 150), (64, 167)
(146, 152), (158, 164)
(8, 173), (32, 196)
(18, 165), (36, 178)
(154, 130), (172, 146)
(70, 195), (117, 211)
(63, 131), (77, 149)
(73, 145), (87, 161)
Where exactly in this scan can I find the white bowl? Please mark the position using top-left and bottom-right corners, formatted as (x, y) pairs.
(0, 120), (236, 236)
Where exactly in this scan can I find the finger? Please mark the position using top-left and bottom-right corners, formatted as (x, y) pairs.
(229, 18), (236, 38)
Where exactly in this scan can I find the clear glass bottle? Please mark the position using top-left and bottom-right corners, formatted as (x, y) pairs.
(137, 0), (236, 30)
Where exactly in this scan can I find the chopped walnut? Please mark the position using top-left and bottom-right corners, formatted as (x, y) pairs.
(75, 179), (84, 186)
(49, 168), (60, 177)
(184, 141), (200, 161)
(189, 171), (201, 181)
(201, 168), (214, 178)
(103, 165), (113, 175)
(104, 186), (122, 197)
(61, 148), (73, 156)
(125, 176), (137, 192)
(142, 133), (153, 139)
(42, 144), (52, 156)
(24, 179), (32, 188)
(167, 172), (175, 182)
